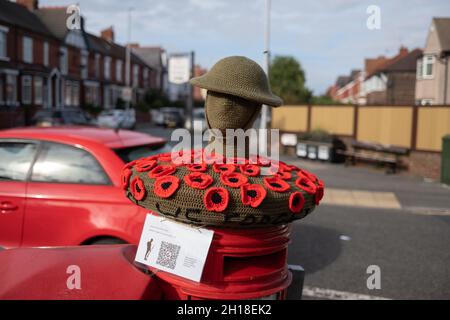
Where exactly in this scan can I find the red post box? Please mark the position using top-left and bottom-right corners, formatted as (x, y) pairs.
(151, 225), (292, 300)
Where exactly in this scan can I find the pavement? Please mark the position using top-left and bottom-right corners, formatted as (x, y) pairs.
(139, 125), (450, 299)
(286, 158), (450, 300)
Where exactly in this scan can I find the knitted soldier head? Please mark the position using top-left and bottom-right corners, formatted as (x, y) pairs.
(122, 56), (324, 228)
(190, 56), (283, 133)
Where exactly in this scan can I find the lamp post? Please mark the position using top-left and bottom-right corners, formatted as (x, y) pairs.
(259, 0), (271, 154)
(125, 7), (133, 110)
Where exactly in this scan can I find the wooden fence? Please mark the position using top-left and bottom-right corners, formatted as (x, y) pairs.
(272, 105), (450, 152)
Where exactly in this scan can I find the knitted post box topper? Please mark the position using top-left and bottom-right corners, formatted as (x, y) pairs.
(123, 56), (324, 228)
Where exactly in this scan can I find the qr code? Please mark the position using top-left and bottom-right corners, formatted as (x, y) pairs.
(156, 241), (181, 270)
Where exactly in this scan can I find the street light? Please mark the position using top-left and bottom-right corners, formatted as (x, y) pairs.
(125, 7), (133, 110)
(259, 0), (271, 155)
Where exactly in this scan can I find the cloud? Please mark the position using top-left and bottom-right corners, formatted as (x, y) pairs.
(39, 0), (450, 94)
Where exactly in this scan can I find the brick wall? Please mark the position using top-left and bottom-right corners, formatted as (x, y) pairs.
(407, 151), (442, 180)
(386, 72), (416, 105)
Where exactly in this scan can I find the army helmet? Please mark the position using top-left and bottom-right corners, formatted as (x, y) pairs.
(190, 56), (283, 107)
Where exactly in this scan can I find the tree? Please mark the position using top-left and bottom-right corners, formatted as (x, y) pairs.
(269, 56), (312, 104)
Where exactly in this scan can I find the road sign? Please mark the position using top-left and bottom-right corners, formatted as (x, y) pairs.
(122, 87), (132, 102)
(168, 55), (191, 84)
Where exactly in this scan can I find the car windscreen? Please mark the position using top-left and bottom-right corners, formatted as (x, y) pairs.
(114, 143), (172, 163)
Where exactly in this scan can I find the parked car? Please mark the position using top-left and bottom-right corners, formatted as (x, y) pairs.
(0, 126), (169, 248)
(97, 108), (136, 129)
(153, 107), (183, 128)
(185, 108), (207, 132)
(31, 108), (95, 127)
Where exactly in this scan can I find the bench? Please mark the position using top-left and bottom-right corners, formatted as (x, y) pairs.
(337, 141), (409, 174)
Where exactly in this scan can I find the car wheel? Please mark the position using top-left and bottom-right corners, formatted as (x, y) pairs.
(88, 237), (127, 245)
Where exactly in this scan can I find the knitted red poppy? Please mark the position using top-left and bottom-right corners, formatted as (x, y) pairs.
(239, 164), (260, 177)
(186, 163), (208, 172)
(158, 153), (173, 162)
(263, 177), (290, 192)
(220, 172), (249, 188)
(135, 159), (157, 172)
(295, 177), (317, 195)
(274, 171), (292, 180)
(148, 164), (176, 178)
(124, 160), (137, 170)
(241, 184), (267, 208)
(154, 175), (180, 198)
(213, 163), (236, 174)
(131, 176), (146, 201)
(121, 168), (132, 190)
(184, 172), (213, 190)
(315, 180), (325, 205)
(298, 169), (318, 183)
(289, 192), (305, 213)
(279, 162), (293, 172)
(204, 187), (229, 212)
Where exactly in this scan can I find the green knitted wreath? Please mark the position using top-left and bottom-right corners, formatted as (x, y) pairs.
(122, 150), (324, 228)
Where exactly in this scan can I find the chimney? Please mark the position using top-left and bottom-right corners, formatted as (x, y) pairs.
(399, 46), (409, 56)
(129, 43), (140, 49)
(101, 27), (114, 43)
(16, 0), (39, 10)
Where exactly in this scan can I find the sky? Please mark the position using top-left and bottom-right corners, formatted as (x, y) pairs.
(39, 0), (450, 95)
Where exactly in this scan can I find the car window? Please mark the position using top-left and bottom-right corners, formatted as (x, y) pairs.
(114, 143), (171, 163)
(0, 142), (37, 181)
(31, 143), (110, 185)
(63, 111), (88, 125)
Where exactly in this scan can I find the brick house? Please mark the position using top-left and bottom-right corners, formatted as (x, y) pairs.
(131, 44), (166, 93)
(363, 47), (422, 105)
(35, 7), (153, 110)
(415, 18), (450, 106)
(332, 71), (364, 104)
(0, 0), (155, 128)
(0, 0), (59, 125)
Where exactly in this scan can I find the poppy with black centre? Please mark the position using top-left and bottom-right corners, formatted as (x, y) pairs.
(154, 176), (180, 198)
(204, 187), (229, 212)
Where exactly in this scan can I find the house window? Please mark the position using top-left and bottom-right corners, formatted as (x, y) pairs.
(95, 54), (100, 78)
(23, 36), (33, 64)
(64, 81), (80, 107)
(417, 55), (435, 80)
(85, 84), (99, 106)
(0, 76), (3, 104)
(104, 56), (111, 80)
(103, 85), (110, 109)
(143, 68), (149, 88)
(81, 50), (88, 79)
(21, 76), (32, 104)
(60, 47), (68, 75)
(116, 60), (123, 82)
(34, 77), (43, 105)
(43, 42), (49, 66)
(0, 26), (8, 60)
(133, 64), (139, 87)
(6, 74), (16, 105)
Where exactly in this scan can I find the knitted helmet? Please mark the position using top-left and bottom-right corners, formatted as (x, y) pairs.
(190, 56), (283, 107)
(122, 150), (324, 228)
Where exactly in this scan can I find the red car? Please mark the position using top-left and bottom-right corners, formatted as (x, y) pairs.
(0, 126), (168, 248)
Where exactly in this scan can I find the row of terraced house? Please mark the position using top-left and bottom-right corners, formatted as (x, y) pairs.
(328, 18), (450, 106)
(0, 0), (162, 127)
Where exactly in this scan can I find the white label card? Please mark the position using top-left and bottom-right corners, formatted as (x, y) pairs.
(135, 214), (214, 282)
